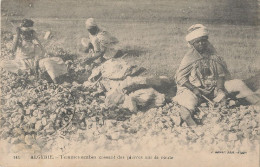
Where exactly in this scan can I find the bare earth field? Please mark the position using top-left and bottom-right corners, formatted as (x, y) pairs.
(0, 0), (260, 167)
(2, 0), (260, 78)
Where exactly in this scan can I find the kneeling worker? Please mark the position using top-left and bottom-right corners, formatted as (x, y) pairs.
(81, 18), (121, 69)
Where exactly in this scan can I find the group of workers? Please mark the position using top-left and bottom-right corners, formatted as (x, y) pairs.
(1, 18), (259, 126)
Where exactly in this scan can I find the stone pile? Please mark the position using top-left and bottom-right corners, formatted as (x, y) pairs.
(0, 30), (259, 155)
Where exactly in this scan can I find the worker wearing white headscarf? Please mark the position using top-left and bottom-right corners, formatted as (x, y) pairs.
(173, 24), (259, 126)
(81, 18), (120, 67)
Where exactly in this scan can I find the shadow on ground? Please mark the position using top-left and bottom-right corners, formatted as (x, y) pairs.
(244, 72), (260, 92)
(121, 45), (148, 58)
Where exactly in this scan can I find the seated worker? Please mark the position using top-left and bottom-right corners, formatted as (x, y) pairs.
(80, 18), (121, 69)
(173, 24), (260, 126)
(0, 19), (68, 84)
(11, 19), (46, 74)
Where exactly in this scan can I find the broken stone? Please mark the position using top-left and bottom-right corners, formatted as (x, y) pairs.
(45, 127), (55, 135)
(99, 59), (133, 80)
(251, 120), (258, 128)
(10, 143), (27, 153)
(200, 103), (207, 107)
(229, 100), (236, 107)
(18, 134), (25, 141)
(42, 117), (47, 126)
(11, 137), (20, 144)
(1, 130), (10, 139)
(32, 110), (39, 117)
(50, 114), (57, 121)
(13, 128), (24, 137)
(217, 131), (228, 141)
(31, 144), (41, 152)
(30, 116), (37, 124)
(100, 79), (121, 91)
(122, 95), (137, 112)
(37, 111), (43, 119)
(228, 133), (238, 141)
(105, 89), (125, 108)
(104, 120), (117, 127)
(35, 121), (43, 131)
(44, 31), (52, 40)
(109, 131), (121, 140)
(24, 135), (35, 145)
(127, 88), (165, 109)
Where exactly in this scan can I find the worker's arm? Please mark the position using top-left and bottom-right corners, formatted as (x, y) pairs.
(214, 76), (227, 105)
(183, 81), (202, 97)
(33, 31), (48, 58)
(84, 38), (105, 63)
(215, 56), (228, 93)
(216, 76), (225, 92)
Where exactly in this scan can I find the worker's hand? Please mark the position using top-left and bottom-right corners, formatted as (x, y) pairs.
(192, 87), (202, 97)
(214, 89), (228, 107)
(213, 89), (226, 103)
(183, 81), (202, 97)
(199, 87), (214, 95)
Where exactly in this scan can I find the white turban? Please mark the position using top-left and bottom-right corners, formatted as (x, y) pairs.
(85, 18), (97, 29)
(185, 24), (209, 42)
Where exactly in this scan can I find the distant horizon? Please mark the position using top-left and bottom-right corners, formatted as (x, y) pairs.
(1, 0), (259, 26)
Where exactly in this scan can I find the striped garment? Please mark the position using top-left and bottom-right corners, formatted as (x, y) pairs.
(175, 44), (230, 93)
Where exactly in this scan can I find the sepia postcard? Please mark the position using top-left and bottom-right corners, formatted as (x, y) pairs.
(0, 0), (259, 166)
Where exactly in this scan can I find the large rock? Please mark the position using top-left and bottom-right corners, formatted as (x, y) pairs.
(105, 87), (166, 112)
(122, 88), (165, 112)
(39, 57), (68, 83)
(120, 76), (175, 95)
(88, 59), (145, 81)
(105, 89), (125, 108)
(100, 78), (121, 92)
(244, 72), (260, 91)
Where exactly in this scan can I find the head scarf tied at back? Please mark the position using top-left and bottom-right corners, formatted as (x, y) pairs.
(175, 24), (230, 86)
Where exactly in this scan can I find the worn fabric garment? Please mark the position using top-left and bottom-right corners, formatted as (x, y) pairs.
(15, 29), (40, 60)
(39, 57), (68, 82)
(0, 58), (36, 73)
(13, 29), (42, 70)
(173, 79), (256, 111)
(173, 43), (232, 110)
(82, 29), (119, 59)
(175, 44), (230, 93)
(0, 30), (41, 73)
(89, 30), (119, 51)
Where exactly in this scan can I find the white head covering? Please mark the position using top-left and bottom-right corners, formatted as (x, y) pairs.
(85, 18), (97, 29)
(185, 24), (209, 42)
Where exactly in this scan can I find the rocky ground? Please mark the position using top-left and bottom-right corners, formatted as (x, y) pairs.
(0, 31), (259, 155)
